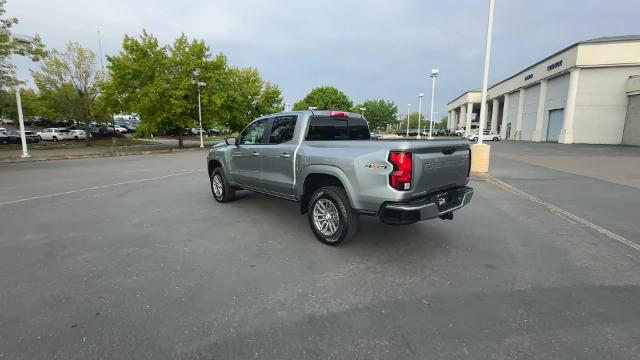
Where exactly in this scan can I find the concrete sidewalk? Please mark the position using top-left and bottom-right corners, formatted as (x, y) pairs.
(0, 140), (220, 163)
(489, 141), (640, 243)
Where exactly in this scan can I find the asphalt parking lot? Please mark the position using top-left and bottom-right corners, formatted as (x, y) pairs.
(1, 145), (639, 359)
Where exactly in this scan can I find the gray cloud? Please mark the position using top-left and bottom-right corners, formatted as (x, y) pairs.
(8, 0), (640, 119)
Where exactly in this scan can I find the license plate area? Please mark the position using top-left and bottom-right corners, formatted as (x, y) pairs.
(434, 188), (464, 211)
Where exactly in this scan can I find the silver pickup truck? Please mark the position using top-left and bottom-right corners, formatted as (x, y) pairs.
(207, 110), (473, 245)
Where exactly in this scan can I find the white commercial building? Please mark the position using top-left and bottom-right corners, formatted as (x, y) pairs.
(446, 35), (640, 145)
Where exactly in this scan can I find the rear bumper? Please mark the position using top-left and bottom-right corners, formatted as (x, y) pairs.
(379, 186), (474, 225)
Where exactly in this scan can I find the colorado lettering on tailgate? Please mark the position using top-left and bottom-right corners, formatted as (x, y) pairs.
(423, 155), (467, 170)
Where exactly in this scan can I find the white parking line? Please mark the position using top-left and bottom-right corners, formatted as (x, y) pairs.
(0, 169), (204, 207)
(484, 174), (640, 253)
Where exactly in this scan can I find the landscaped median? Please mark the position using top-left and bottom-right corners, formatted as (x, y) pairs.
(0, 138), (223, 163)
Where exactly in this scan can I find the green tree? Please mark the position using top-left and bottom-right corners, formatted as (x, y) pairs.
(437, 116), (448, 129)
(0, 0), (46, 91)
(101, 32), (283, 145)
(353, 99), (397, 132)
(32, 42), (104, 144)
(222, 67), (284, 132)
(0, 0), (45, 119)
(293, 86), (352, 111)
(398, 112), (427, 131)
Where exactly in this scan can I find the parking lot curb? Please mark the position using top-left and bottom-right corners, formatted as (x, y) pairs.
(0, 147), (209, 163)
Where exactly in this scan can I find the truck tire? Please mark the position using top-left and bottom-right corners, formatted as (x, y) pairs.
(307, 186), (359, 246)
(210, 168), (235, 203)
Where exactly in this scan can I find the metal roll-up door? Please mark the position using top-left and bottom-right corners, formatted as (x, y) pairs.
(546, 109), (564, 142)
(521, 84), (540, 141)
(622, 95), (640, 146)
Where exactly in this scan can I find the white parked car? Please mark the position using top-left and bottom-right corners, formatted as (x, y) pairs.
(466, 130), (501, 142)
(69, 129), (86, 140)
(453, 129), (465, 136)
(107, 124), (128, 133)
(36, 128), (74, 142)
(191, 127), (205, 135)
(0, 127), (6, 134)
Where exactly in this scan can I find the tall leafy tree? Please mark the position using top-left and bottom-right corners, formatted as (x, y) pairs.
(398, 112), (427, 131)
(32, 42), (104, 144)
(353, 99), (397, 131)
(101, 32), (283, 145)
(222, 67), (284, 132)
(293, 86), (352, 111)
(0, 0), (45, 91)
(0, 0), (45, 118)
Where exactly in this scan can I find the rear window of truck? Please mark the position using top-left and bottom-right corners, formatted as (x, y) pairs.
(306, 115), (370, 140)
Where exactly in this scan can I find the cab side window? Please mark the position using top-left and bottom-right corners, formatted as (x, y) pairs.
(239, 119), (267, 145)
(269, 116), (297, 144)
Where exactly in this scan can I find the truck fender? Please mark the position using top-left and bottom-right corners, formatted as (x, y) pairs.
(298, 165), (362, 211)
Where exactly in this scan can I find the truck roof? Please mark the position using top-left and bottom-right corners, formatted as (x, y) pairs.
(267, 110), (365, 119)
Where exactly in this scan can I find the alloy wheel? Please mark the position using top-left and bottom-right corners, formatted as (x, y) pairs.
(313, 199), (340, 236)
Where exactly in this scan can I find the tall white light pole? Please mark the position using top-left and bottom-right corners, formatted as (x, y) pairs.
(11, 34), (34, 158)
(195, 81), (207, 148)
(477, 0), (495, 145)
(406, 104), (411, 137)
(429, 68), (439, 140)
(417, 93), (424, 139)
(285, 102), (290, 112)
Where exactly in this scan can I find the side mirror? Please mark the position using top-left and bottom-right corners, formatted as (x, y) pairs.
(225, 137), (237, 146)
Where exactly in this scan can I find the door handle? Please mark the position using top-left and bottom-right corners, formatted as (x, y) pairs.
(252, 152), (260, 156)
(279, 153), (291, 158)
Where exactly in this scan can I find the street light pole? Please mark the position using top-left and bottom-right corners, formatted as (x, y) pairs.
(10, 34), (34, 158)
(429, 69), (439, 140)
(15, 88), (29, 157)
(477, 0), (495, 145)
(197, 85), (204, 147)
(417, 93), (424, 139)
(406, 104), (411, 137)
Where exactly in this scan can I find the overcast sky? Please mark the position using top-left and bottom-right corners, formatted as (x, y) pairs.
(7, 0), (640, 119)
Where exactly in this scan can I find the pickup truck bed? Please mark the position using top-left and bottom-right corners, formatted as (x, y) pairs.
(207, 110), (473, 245)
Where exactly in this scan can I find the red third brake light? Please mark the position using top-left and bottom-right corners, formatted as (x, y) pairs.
(329, 111), (349, 118)
(388, 151), (412, 191)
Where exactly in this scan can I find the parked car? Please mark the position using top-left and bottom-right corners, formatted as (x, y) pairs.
(90, 125), (117, 138)
(36, 128), (73, 142)
(5, 129), (40, 143)
(69, 129), (86, 140)
(465, 130), (501, 142)
(453, 129), (465, 136)
(0, 132), (8, 144)
(207, 110), (473, 245)
(0, 118), (15, 125)
(437, 129), (451, 137)
(29, 116), (50, 127)
(0, 127), (6, 134)
(208, 129), (222, 136)
(370, 132), (383, 140)
(107, 124), (128, 133)
(191, 128), (205, 135)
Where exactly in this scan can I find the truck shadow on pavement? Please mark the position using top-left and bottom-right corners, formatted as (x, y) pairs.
(223, 190), (453, 255)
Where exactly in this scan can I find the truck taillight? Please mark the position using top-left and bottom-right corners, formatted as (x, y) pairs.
(388, 151), (412, 191)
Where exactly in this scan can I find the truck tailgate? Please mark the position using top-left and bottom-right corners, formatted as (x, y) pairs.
(410, 141), (470, 196)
